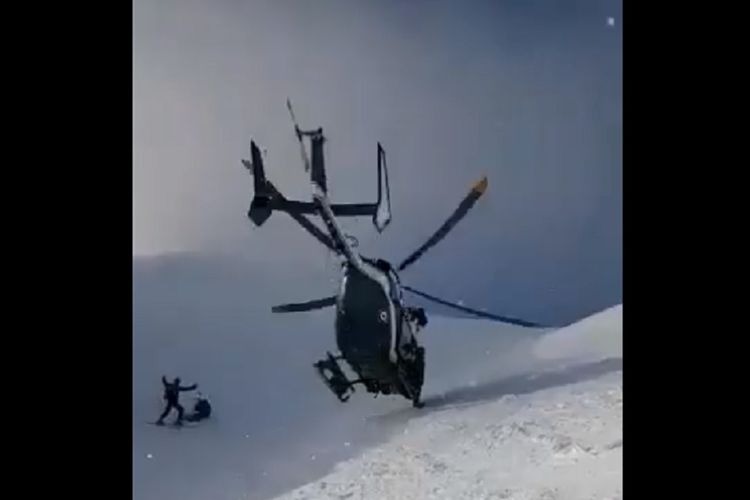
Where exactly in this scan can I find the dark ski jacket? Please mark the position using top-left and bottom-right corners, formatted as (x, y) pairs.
(162, 376), (198, 404)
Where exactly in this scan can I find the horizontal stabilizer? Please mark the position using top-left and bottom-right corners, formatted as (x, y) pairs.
(267, 199), (379, 217)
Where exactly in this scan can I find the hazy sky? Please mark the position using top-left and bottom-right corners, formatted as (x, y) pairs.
(133, 0), (622, 324)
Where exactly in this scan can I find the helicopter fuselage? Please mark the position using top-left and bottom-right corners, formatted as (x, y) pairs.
(336, 261), (401, 378)
(333, 258), (424, 399)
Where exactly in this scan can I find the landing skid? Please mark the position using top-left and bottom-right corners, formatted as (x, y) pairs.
(314, 350), (426, 408)
(314, 352), (358, 402)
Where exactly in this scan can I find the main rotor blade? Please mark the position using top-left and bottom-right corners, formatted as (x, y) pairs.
(397, 176), (488, 272)
(402, 285), (545, 328)
(272, 295), (337, 313)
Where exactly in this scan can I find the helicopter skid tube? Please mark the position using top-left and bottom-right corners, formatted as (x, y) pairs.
(314, 352), (356, 403)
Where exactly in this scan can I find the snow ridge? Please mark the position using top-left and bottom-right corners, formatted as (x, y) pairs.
(275, 306), (623, 500)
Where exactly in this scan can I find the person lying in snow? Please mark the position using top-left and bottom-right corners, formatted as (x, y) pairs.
(185, 392), (212, 422)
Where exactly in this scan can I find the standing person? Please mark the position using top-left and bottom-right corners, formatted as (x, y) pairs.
(156, 376), (198, 426)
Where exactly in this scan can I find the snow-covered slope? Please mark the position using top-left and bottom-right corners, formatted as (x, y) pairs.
(133, 254), (621, 500)
(533, 304), (622, 362)
(272, 310), (622, 500)
(275, 367), (621, 500)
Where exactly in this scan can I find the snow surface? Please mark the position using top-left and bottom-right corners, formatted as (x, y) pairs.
(133, 254), (621, 500)
(533, 304), (622, 362)
(274, 366), (621, 500)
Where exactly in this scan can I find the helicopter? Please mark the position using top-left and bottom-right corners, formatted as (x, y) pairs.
(242, 100), (544, 408)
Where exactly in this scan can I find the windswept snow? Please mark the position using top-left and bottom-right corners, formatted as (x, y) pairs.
(133, 254), (622, 500)
(275, 366), (621, 500)
(272, 306), (622, 500)
(533, 304), (622, 362)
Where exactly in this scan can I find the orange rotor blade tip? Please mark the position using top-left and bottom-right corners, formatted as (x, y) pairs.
(473, 176), (488, 194)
